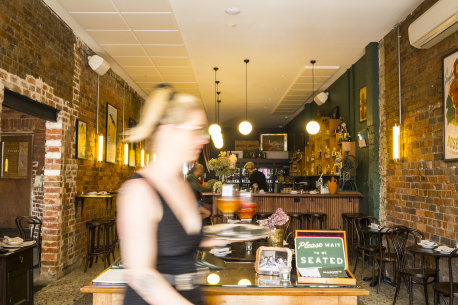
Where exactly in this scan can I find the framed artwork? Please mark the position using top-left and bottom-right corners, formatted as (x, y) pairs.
(359, 86), (367, 122)
(106, 103), (118, 163)
(76, 119), (87, 159)
(128, 118), (137, 167)
(443, 49), (458, 161)
(260, 134), (287, 151)
(255, 246), (292, 276)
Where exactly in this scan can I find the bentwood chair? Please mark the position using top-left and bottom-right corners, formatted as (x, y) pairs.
(353, 216), (379, 274)
(433, 248), (458, 305)
(15, 216), (43, 269)
(393, 228), (436, 305)
(371, 226), (408, 293)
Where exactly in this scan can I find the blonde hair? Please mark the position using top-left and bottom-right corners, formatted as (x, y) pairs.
(244, 162), (255, 170)
(125, 85), (205, 143)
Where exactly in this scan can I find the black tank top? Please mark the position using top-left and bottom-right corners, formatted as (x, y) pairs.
(131, 173), (203, 274)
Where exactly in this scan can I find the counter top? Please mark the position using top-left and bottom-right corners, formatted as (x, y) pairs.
(202, 192), (363, 198)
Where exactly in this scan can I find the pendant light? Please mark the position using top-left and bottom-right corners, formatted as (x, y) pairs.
(238, 59), (253, 135)
(306, 60), (320, 135)
(208, 67), (222, 137)
(214, 95), (224, 149)
(96, 75), (104, 162)
(122, 81), (129, 165)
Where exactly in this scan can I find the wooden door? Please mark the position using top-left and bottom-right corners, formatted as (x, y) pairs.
(0, 135), (33, 229)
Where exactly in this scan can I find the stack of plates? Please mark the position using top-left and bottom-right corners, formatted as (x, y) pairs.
(435, 245), (454, 254)
(195, 251), (226, 269)
(418, 240), (437, 249)
(203, 224), (269, 241)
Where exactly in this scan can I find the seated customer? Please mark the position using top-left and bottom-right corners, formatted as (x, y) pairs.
(244, 162), (268, 192)
(186, 163), (212, 218)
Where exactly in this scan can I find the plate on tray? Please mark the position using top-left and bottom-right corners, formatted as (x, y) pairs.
(203, 224), (269, 241)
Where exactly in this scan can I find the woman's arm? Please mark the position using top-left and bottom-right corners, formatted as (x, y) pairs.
(117, 179), (193, 305)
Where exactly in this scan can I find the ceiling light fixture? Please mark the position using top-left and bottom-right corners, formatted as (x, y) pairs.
(306, 60), (320, 135)
(238, 59), (253, 135)
(225, 7), (240, 15)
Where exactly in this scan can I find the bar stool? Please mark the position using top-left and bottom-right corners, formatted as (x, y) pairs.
(304, 213), (327, 230)
(342, 213), (362, 264)
(286, 213), (305, 244)
(84, 218), (115, 272)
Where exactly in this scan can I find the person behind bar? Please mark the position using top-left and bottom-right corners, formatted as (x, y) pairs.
(244, 161), (268, 192)
(186, 163), (211, 219)
(117, 85), (226, 305)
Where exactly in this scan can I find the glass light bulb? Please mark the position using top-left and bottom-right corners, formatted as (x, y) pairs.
(97, 135), (104, 162)
(393, 124), (400, 160)
(208, 123), (222, 136)
(123, 143), (129, 165)
(140, 149), (145, 167)
(306, 121), (320, 135)
(238, 121), (253, 135)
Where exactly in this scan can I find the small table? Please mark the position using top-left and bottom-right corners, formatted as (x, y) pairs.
(75, 193), (117, 218)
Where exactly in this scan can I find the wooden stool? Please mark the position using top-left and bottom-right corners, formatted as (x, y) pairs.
(342, 213), (362, 264)
(84, 218), (115, 272)
(286, 213), (305, 244)
(304, 213), (327, 230)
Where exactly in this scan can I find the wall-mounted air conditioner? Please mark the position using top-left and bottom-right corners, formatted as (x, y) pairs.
(408, 0), (458, 49)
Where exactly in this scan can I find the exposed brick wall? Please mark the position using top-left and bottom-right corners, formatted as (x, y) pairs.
(0, 0), (144, 278)
(379, 0), (457, 247)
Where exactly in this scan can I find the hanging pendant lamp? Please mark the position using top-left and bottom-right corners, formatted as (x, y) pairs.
(214, 98), (224, 149)
(306, 60), (320, 135)
(238, 59), (253, 135)
(209, 67), (222, 137)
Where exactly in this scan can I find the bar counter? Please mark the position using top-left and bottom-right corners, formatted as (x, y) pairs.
(81, 261), (369, 305)
(203, 192), (363, 229)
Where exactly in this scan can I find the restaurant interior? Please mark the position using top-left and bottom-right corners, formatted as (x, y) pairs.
(0, 0), (457, 304)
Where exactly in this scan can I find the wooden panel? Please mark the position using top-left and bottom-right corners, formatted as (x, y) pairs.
(205, 295), (353, 305)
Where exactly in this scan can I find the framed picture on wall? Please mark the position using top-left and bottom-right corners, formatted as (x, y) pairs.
(76, 119), (87, 159)
(106, 103), (118, 163)
(128, 118), (137, 167)
(359, 86), (367, 122)
(260, 134), (287, 151)
(443, 49), (458, 161)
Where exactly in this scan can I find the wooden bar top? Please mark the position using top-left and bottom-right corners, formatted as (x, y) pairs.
(202, 192), (363, 198)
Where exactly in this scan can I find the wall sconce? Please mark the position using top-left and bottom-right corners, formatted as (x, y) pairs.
(97, 135), (104, 162)
(393, 124), (400, 161)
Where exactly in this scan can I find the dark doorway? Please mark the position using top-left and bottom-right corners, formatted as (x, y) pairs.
(0, 134), (33, 228)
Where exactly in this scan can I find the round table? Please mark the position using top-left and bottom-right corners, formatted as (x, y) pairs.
(407, 245), (458, 304)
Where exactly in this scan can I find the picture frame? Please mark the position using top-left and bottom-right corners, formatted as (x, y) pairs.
(76, 119), (87, 159)
(359, 86), (367, 122)
(106, 103), (118, 164)
(443, 49), (458, 161)
(260, 134), (287, 151)
(255, 246), (292, 276)
(128, 118), (137, 167)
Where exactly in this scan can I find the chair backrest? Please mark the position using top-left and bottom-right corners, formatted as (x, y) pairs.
(353, 216), (379, 246)
(15, 216), (42, 243)
(447, 248), (458, 305)
(384, 226), (410, 269)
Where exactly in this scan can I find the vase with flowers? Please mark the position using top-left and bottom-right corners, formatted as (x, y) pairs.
(208, 151), (237, 184)
(259, 208), (289, 247)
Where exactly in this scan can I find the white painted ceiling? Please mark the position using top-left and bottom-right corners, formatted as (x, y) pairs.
(44, 0), (424, 128)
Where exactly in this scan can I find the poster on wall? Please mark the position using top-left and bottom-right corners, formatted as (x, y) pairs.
(76, 119), (87, 159)
(260, 134), (287, 151)
(106, 103), (118, 163)
(1, 141), (28, 179)
(443, 50), (458, 161)
(359, 86), (367, 122)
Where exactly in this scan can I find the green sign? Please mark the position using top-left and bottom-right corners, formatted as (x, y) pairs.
(295, 236), (347, 278)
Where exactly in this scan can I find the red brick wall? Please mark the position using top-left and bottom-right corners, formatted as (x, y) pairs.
(379, 0), (457, 247)
(0, 0), (144, 278)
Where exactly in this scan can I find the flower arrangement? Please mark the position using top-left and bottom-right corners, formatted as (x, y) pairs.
(259, 208), (289, 230)
(208, 151), (237, 178)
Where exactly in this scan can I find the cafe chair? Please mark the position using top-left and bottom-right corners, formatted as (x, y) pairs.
(352, 216), (379, 274)
(342, 213), (363, 264)
(286, 213), (305, 245)
(15, 216), (42, 269)
(304, 213), (327, 230)
(371, 226), (408, 293)
(392, 228), (436, 305)
(433, 248), (458, 305)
